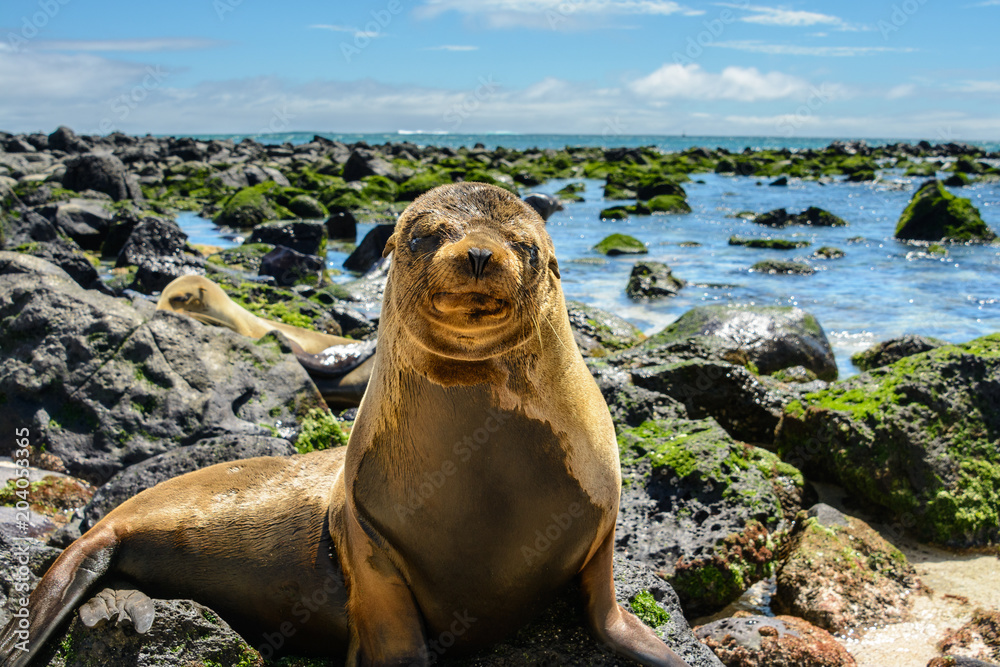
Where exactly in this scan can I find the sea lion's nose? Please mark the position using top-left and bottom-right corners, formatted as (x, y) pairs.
(468, 247), (492, 278)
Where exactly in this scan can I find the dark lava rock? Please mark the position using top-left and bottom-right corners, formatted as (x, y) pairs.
(588, 361), (688, 428)
(776, 334), (1000, 547)
(258, 245), (324, 287)
(629, 359), (786, 445)
(47, 126), (91, 153)
(696, 614), (857, 667)
(30, 596), (262, 667)
(0, 273), (325, 486)
(620, 305), (837, 382)
(100, 207), (142, 259)
(325, 208), (358, 240)
(522, 192), (563, 221)
(895, 179), (996, 242)
(248, 220), (327, 257)
(2, 208), (59, 247)
(773, 506), (918, 634)
(615, 417), (805, 615)
(753, 207), (847, 228)
(62, 153), (142, 202)
(81, 435), (296, 528)
(206, 243), (274, 273)
(37, 199), (114, 251)
(753, 209), (791, 227)
(286, 194), (327, 219)
(116, 216), (188, 268)
(769, 176), (789, 187)
(636, 178), (686, 200)
(851, 334), (948, 371)
(344, 224), (395, 273)
(8, 240), (100, 290)
(565, 300), (644, 356)
(626, 260), (686, 299)
(130, 254), (207, 294)
(750, 259), (815, 275)
(937, 609), (1000, 665)
(0, 251), (75, 282)
(342, 148), (396, 182)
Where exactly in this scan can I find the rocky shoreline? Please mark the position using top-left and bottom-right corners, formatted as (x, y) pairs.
(1, 128), (998, 667)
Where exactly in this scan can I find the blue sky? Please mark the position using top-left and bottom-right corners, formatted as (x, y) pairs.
(1, 0), (999, 139)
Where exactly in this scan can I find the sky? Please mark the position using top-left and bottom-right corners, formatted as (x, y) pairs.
(1, 0), (999, 140)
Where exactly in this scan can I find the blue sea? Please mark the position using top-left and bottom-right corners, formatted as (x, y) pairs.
(180, 133), (1000, 379)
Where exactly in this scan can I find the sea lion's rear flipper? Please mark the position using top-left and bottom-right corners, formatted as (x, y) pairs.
(0, 527), (118, 667)
(78, 585), (155, 634)
(579, 531), (691, 667)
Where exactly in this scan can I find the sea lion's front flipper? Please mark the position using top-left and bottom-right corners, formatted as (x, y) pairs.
(78, 586), (155, 634)
(579, 531), (692, 667)
(0, 527), (118, 667)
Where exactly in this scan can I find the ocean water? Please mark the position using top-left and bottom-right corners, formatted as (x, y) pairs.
(187, 131), (1000, 154)
(179, 136), (1000, 380)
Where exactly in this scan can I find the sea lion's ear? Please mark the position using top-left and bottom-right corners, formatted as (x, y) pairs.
(382, 233), (397, 258)
(548, 256), (560, 279)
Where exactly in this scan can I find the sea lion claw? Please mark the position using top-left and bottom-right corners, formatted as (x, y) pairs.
(78, 587), (155, 634)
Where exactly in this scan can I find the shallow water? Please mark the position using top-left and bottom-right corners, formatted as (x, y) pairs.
(181, 170), (1000, 379)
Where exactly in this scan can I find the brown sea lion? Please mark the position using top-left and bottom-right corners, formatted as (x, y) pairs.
(0, 183), (689, 667)
(156, 275), (374, 408)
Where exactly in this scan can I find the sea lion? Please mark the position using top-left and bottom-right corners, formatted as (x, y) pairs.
(156, 275), (374, 407)
(0, 183), (689, 667)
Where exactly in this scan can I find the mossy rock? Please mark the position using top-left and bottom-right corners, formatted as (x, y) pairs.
(462, 170), (519, 195)
(286, 195), (328, 219)
(943, 172), (972, 187)
(294, 408), (349, 454)
(813, 246), (844, 259)
(359, 175), (399, 202)
(214, 182), (292, 228)
(397, 170), (454, 201)
(565, 300), (644, 355)
(646, 194), (691, 214)
(729, 237), (810, 250)
(776, 333), (1000, 547)
(218, 280), (351, 331)
(750, 259), (815, 275)
(593, 233), (647, 256)
(850, 334), (947, 371)
(904, 162), (938, 177)
(617, 417), (803, 614)
(207, 243), (276, 272)
(895, 179), (996, 242)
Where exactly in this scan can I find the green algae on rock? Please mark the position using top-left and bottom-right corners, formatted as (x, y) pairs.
(776, 334), (1000, 547)
(773, 506), (918, 634)
(593, 233), (647, 256)
(895, 179), (997, 243)
(730, 236), (811, 250)
(616, 417), (805, 614)
(751, 259), (815, 275)
(214, 181), (293, 228)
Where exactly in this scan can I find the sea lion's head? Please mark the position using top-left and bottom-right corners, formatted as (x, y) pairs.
(156, 275), (243, 332)
(383, 182), (561, 364)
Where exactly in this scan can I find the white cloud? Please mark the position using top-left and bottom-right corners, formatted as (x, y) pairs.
(414, 0), (703, 29)
(886, 84), (916, 99)
(628, 63), (812, 102)
(951, 80), (1000, 94)
(717, 3), (867, 30)
(423, 45), (480, 51)
(711, 40), (916, 57)
(310, 25), (384, 39)
(30, 38), (222, 52)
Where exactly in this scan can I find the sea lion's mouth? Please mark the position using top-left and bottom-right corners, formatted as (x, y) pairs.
(430, 292), (509, 319)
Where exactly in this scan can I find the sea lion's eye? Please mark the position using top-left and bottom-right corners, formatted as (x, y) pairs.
(515, 242), (540, 269)
(409, 235), (441, 254)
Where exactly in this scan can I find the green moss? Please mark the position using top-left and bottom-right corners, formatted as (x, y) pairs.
(729, 236), (810, 250)
(593, 233), (647, 256)
(630, 590), (670, 628)
(751, 259), (815, 275)
(814, 246), (845, 259)
(208, 243), (276, 272)
(295, 408), (348, 454)
(397, 170), (454, 201)
(646, 194), (691, 214)
(895, 179), (996, 242)
(287, 194), (328, 219)
(359, 175), (398, 203)
(215, 182), (292, 228)
(599, 206), (630, 220)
